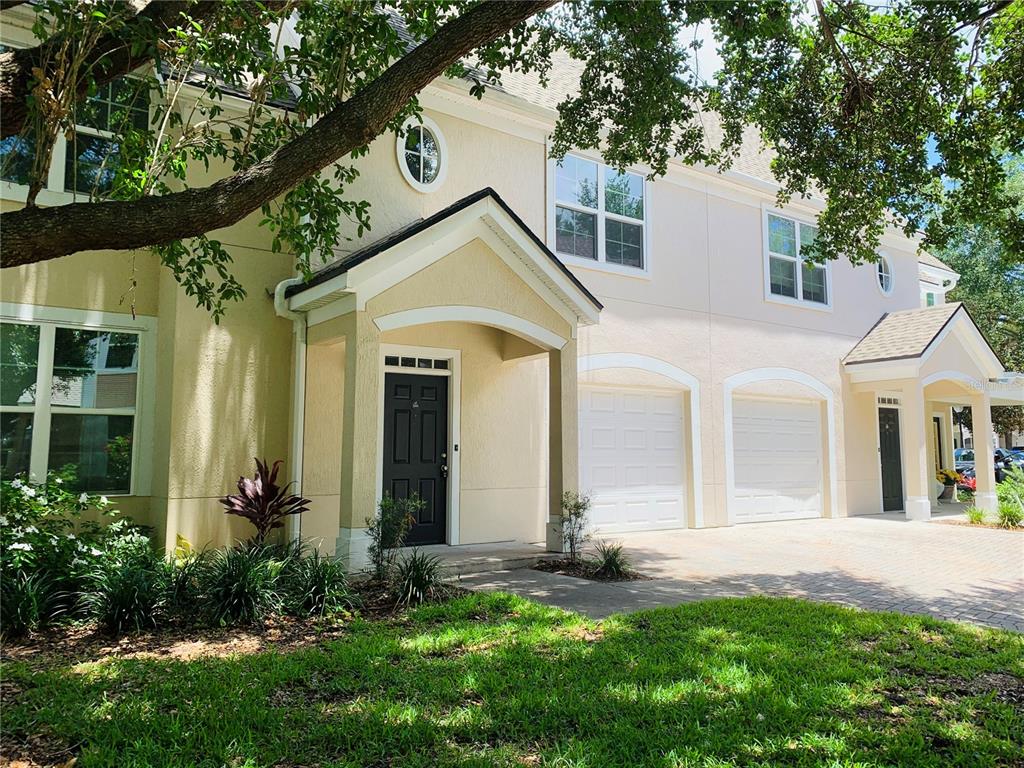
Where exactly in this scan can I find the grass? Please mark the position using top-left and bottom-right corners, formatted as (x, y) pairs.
(2, 594), (1022, 767)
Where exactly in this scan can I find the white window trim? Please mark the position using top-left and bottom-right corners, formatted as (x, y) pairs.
(761, 205), (833, 312)
(0, 303), (157, 496)
(395, 115), (447, 193)
(545, 149), (652, 279)
(875, 252), (894, 296)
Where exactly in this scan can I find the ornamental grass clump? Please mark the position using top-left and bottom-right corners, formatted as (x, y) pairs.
(219, 459), (310, 544)
(593, 540), (631, 580)
(965, 506), (986, 525)
(285, 548), (358, 618)
(393, 549), (444, 607)
(201, 543), (288, 626)
(79, 532), (167, 635)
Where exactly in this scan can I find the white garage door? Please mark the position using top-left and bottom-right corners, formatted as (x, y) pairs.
(579, 386), (686, 533)
(731, 398), (823, 523)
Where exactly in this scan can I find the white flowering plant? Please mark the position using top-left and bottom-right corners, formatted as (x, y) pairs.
(1, 468), (134, 634)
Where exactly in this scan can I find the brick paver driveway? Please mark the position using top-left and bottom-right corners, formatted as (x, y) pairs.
(461, 515), (1024, 630)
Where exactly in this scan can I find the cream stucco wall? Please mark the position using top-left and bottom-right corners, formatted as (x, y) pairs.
(4, 70), (956, 549)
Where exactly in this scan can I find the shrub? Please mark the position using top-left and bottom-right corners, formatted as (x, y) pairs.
(0, 571), (54, 638)
(80, 532), (167, 635)
(163, 550), (207, 624)
(366, 494), (422, 580)
(560, 491), (591, 563)
(285, 549), (357, 618)
(1, 471), (129, 626)
(219, 459), (310, 544)
(393, 549), (443, 606)
(965, 506), (986, 525)
(201, 543), (284, 626)
(593, 540), (631, 579)
(997, 503), (1023, 529)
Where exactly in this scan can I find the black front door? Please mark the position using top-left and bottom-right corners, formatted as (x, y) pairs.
(878, 407), (904, 512)
(382, 372), (448, 545)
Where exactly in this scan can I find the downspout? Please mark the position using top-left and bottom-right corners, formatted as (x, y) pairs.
(275, 276), (307, 543)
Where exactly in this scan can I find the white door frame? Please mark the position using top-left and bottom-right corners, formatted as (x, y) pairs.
(723, 367), (838, 525)
(377, 343), (462, 545)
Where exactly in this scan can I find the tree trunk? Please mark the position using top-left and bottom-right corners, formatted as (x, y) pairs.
(0, 1), (555, 267)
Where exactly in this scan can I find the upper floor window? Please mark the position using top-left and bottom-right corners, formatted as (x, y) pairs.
(764, 212), (830, 308)
(0, 63), (149, 198)
(925, 291), (937, 307)
(396, 116), (447, 193)
(876, 255), (894, 295)
(552, 154), (646, 271)
(1, 318), (145, 493)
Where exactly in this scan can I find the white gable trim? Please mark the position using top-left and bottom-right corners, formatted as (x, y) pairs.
(290, 195), (600, 330)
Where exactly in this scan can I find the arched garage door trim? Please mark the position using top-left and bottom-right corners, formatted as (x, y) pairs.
(578, 353), (704, 528)
(723, 367), (838, 525)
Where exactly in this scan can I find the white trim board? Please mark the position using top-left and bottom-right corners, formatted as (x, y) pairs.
(577, 353), (704, 528)
(722, 367), (839, 526)
(375, 306), (567, 351)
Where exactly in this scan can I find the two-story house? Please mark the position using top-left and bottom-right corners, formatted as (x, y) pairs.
(2, 12), (1021, 566)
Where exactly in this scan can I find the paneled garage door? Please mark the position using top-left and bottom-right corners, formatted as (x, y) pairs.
(731, 398), (823, 523)
(579, 386), (686, 532)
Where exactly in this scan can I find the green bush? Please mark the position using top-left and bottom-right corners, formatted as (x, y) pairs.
(1, 471), (134, 629)
(965, 506), (986, 525)
(593, 540), (631, 579)
(163, 551), (208, 624)
(560, 491), (591, 563)
(201, 543), (285, 626)
(997, 503), (1023, 529)
(284, 549), (358, 618)
(366, 494), (422, 580)
(0, 571), (54, 638)
(393, 549), (443, 606)
(79, 533), (167, 635)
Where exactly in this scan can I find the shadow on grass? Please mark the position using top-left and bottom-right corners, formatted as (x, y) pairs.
(2, 593), (1022, 767)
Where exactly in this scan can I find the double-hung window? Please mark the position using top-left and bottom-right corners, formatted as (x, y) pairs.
(1, 317), (147, 493)
(765, 212), (830, 307)
(552, 154), (646, 271)
(0, 64), (148, 197)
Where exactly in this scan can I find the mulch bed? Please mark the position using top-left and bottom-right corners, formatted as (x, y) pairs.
(533, 557), (651, 582)
(935, 519), (1023, 532)
(1, 581), (469, 670)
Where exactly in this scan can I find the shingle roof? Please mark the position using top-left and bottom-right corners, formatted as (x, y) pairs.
(918, 251), (956, 273)
(844, 303), (962, 365)
(284, 186), (602, 311)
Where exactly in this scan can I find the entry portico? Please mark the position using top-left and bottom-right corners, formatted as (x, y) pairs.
(844, 303), (1024, 520)
(282, 188), (601, 568)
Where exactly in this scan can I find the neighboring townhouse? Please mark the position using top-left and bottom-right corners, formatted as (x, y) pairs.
(2, 12), (1022, 567)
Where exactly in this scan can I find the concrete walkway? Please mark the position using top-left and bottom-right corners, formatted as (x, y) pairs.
(458, 515), (1024, 631)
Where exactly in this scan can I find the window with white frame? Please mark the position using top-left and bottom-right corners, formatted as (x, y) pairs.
(553, 154), (646, 270)
(396, 116), (447, 192)
(1, 321), (141, 492)
(765, 212), (829, 306)
(877, 255), (894, 294)
(0, 62), (149, 197)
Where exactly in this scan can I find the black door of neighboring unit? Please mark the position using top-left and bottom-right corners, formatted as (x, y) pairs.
(382, 372), (449, 545)
(878, 407), (904, 512)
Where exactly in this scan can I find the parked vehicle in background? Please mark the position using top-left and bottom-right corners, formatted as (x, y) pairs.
(954, 449), (975, 472)
(996, 449), (1024, 472)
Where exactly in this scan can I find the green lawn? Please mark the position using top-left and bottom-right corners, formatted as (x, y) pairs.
(2, 594), (1022, 767)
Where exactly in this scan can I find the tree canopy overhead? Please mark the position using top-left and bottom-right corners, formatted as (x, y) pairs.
(0, 0), (1021, 318)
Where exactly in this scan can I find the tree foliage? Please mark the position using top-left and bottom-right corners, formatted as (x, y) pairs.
(942, 156), (1024, 441)
(0, 0), (1021, 318)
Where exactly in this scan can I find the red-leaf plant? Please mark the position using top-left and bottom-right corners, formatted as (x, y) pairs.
(219, 459), (311, 544)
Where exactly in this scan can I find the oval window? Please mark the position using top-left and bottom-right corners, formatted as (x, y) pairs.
(397, 118), (446, 192)
(876, 255), (893, 295)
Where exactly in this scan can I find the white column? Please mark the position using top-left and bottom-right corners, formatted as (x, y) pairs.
(971, 392), (998, 514)
(900, 382), (932, 521)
